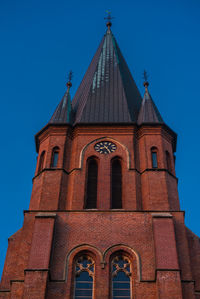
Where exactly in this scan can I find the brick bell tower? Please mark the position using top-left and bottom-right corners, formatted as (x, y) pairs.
(0, 21), (200, 299)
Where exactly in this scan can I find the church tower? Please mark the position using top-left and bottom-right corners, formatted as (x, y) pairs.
(0, 21), (200, 299)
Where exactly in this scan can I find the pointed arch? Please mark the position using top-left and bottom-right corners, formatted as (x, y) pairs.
(79, 137), (131, 169)
(111, 157), (122, 209)
(85, 157), (98, 209)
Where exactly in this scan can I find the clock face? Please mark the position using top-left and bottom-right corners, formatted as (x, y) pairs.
(94, 141), (117, 154)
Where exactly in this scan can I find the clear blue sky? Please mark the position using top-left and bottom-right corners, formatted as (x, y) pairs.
(0, 0), (200, 278)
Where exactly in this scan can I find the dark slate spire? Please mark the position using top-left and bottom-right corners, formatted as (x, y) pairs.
(72, 24), (142, 124)
(49, 77), (72, 124)
(137, 79), (164, 125)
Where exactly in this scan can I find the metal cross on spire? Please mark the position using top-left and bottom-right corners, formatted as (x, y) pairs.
(143, 70), (149, 89)
(104, 11), (114, 28)
(66, 70), (73, 89)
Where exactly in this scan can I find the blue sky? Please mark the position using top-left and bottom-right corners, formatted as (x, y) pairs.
(0, 0), (200, 278)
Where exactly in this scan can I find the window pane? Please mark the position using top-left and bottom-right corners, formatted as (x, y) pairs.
(75, 289), (93, 296)
(52, 151), (59, 167)
(152, 152), (158, 168)
(113, 282), (130, 288)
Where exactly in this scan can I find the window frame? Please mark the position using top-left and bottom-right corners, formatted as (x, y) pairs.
(51, 146), (60, 168)
(110, 253), (132, 299)
(151, 147), (158, 169)
(73, 254), (95, 299)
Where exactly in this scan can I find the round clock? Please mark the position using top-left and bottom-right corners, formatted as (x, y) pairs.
(94, 141), (117, 154)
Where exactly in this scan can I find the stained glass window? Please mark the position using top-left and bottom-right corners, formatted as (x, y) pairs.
(74, 256), (94, 299)
(112, 255), (131, 299)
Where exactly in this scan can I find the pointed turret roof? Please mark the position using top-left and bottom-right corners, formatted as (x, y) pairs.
(137, 82), (164, 125)
(72, 25), (142, 124)
(49, 82), (72, 124)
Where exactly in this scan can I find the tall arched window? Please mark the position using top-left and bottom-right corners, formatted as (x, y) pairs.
(51, 147), (59, 168)
(111, 158), (122, 209)
(74, 255), (94, 299)
(111, 254), (131, 299)
(38, 151), (45, 173)
(166, 151), (171, 172)
(85, 158), (98, 209)
(151, 147), (158, 168)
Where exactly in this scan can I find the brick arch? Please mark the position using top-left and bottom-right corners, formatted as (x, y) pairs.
(79, 137), (131, 169)
(64, 244), (103, 281)
(103, 244), (142, 281)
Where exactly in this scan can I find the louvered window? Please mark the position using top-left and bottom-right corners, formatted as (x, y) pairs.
(111, 158), (122, 209)
(111, 255), (131, 299)
(74, 256), (94, 299)
(85, 158), (98, 209)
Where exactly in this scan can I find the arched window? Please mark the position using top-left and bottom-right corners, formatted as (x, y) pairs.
(111, 255), (131, 299)
(51, 147), (59, 168)
(166, 151), (171, 172)
(38, 151), (45, 173)
(111, 158), (122, 209)
(151, 147), (158, 168)
(74, 255), (94, 299)
(85, 158), (98, 209)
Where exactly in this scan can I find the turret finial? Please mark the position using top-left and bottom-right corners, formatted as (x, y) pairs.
(104, 11), (114, 29)
(143, 70), (149, 91)
(66, 70), (73, 89)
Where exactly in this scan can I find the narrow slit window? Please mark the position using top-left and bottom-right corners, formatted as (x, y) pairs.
(38, 151), (45, 173)
(166, 151), (171, 172)
(111, 158), (122, 209)
(85, 158), (98, 209)
(74, 256), (94, 299)
(111, 255), (131, 299)
(51, 147), (59, 168)
(151, 151), (158, 168)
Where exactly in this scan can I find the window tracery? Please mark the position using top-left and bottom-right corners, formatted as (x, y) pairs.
(111, 255), (131, 299)
(74, 255), (94, 299)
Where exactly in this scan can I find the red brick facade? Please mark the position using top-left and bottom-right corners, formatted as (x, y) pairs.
(0, 122), (199, 299)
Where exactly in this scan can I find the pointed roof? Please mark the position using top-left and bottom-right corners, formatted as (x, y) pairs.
(49, 85), (72, 124)
(72, 26), (142, 124)
(137, 82), (164, 125)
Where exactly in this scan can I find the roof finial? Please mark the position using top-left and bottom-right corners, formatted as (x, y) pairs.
(104, 11), (114, 29)
(66, 70), (73, 90)
(143, 70), (149, 91)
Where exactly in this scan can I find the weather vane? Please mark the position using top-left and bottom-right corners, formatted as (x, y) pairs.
(104, 11), (114, 27)
(66, 70), (73, 89)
